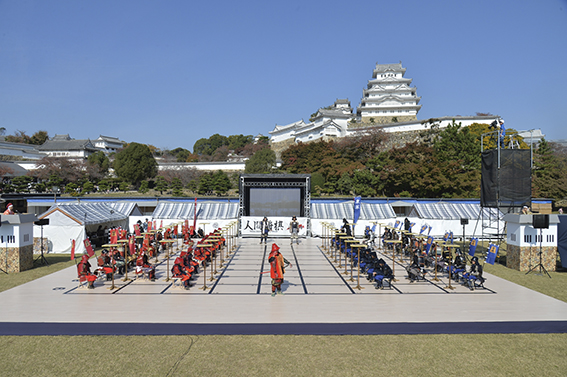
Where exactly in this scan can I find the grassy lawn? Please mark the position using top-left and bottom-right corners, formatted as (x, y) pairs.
(0, 334), (566, 377)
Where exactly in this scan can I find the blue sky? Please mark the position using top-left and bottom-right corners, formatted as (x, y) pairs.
(1, 0), (566, 152)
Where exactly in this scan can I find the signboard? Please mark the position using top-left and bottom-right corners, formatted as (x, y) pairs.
(240, 216), (307, 237)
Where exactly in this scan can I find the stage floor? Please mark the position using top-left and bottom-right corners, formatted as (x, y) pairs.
(1, 238), (566, 335)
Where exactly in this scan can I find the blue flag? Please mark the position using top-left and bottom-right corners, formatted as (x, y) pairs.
(353, 196), (361, 224)
(486, 244), (499, 265)
(420, 225), (428, 234)
(449, 231), (454, 244)
(468, 237), (478, 257)
(409, 222), (415, 232)
(443, 231), (449, 242)
(424, 236), (434, 255)
(394, 220), (401, 229)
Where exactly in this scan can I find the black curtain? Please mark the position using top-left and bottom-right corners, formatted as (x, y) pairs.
(481, 149), (531, 208)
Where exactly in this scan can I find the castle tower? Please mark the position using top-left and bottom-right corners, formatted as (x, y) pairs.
(357, 62), (421, 124)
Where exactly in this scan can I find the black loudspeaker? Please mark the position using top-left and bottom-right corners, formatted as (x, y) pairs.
(533, 214), (549, 229)
(34, 219), (50, 226)
(460, 218), (469, 225)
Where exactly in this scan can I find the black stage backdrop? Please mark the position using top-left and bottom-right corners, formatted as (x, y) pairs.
(481, 149), (531, 208)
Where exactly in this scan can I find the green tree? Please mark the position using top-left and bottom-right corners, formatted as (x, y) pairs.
(433, 121), (481, 171)
(336, 173), (352, 195)
(83, 181), (94, 193)
(187, 180), (198, 193)
(138, 180), (150, 194)
(311, 172), (325, 195)
(155, 176), (169, 194)
(212, 170), (231, 195)
(227, 134), (253, 151)
(11, 176), (33, 193)
(245, 147), (276, 174)
(87, 151), (110, 174)
(65, 182), (80, 196)
(198, 173), (214, 195)
(5, 130), (31, 144)
(113, 143), (157, 186)
(119, 181), (129, 192)
(351, 169), (377, 197)
(98, 179), (110, 192)
(532, 139), (567, 200)
(193, 134), (228, 156)
(171, 177), (184, 196)
(30, 130), (49, 145)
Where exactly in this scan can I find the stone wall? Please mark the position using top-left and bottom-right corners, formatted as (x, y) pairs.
(358, 115), (417, 125)
(270, 138), (297, 160)
(0, 244), (34, 273)
(507, 244), (557, 272)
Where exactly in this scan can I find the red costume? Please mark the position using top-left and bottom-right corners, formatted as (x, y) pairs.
(268, 243), (291, 296)
(77, 254), (97, 289)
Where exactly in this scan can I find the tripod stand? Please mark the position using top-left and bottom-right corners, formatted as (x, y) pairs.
(34, 224), (49, 266)
(0, 244), (7, 274)
(526, 228), (551, 278)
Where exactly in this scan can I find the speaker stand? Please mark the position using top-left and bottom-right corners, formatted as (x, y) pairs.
(525, 228), (551, 278)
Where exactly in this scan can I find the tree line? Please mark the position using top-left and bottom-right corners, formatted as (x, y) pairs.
(278, 121), (567, 203)
(2, 124), (565, 204)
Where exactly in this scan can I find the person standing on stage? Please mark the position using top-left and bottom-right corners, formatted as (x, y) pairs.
(269, 243), (291, 296)
(289, 216), (299, 244)
(260, 216), (269, 244)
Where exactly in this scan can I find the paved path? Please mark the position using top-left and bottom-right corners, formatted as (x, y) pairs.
(1, 238), (566, 335)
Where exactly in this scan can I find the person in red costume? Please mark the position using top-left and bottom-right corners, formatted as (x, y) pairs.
(268, 243), (291, 296)
(3, 203), (14, 215)
(77, 254), (97, 289)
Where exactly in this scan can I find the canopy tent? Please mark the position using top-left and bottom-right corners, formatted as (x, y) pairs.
(34, 203), (128, 254)
(109, 202), (144, 233)
(310, 201), (396, 237)
(406, 202), (505, 237)
(152, 201), (239, 232)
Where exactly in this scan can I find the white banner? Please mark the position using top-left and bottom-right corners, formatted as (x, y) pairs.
(240, 216), (307, 237)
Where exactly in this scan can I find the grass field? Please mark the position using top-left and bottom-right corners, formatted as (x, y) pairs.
(0, 334), (566, 376)
(1, 250), (566, 376)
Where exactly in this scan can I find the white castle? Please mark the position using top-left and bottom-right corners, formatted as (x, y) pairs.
(269, 62), (500, 151)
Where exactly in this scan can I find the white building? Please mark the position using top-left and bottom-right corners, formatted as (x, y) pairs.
(357, 62), (421, 123)
(36, 134), (99, 158)
(93, 135), (123, 154)
(269, 99), (354, 146)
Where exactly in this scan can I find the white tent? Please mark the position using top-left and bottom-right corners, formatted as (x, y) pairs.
(152, 201), (239, 232)
(109, 202), (144, 233)
(407, 202), (504, 237)
(34, 203), (128, 254)
(310, 201), (397, 237)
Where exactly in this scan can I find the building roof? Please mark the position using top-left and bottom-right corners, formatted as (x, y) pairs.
(311, 201), (396, 220)
(0, 161), (32, 177)
(372, 62), (406, 77)
(96, 135), (122, 143)
(152, 202), (239, 220)
(39, 203), (128, 226)
(37, 138), (98, 152)
(408, 202), (502, 220)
